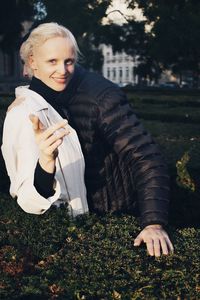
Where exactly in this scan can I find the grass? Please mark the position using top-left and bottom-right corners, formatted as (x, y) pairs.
(0, 90), (200, 299)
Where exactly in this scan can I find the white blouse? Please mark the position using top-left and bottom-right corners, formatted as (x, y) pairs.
(1, 86), (89, 216)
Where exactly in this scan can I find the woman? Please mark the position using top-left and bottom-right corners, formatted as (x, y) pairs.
(1, 23), (88, 216)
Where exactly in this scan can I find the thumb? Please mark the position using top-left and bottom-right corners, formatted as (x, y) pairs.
(134, 235), (143, 246)
(29, 114), (41, 131)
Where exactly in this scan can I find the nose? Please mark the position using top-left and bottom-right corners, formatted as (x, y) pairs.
(57, 62), (67, 75)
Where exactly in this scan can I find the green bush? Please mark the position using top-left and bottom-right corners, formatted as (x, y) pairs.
(0, 194), (200, 300)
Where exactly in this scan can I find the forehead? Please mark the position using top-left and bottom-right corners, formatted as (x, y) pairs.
(34, 36), (75, 57)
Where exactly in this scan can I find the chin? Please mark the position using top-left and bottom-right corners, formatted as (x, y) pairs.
(54, 83), (68, 92)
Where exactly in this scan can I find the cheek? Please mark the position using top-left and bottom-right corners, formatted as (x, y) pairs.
(67, 65), (75, 74)
(38, 66), (53, 76)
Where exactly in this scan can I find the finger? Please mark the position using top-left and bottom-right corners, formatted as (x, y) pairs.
(7, 97), (25, 112)
(41, 120), (68, 140)
(29, 114), (40, 131)
(165, 236), (174, 253)
(40, 130), (67, 149)
(29, 114), (46, 132)
(46, 139), (63, 155)
(160, 237), (169, 255)
(146, 239), (154, 256)
(134, 235), (143, 246)
(39, 120), (45, 130)
(153, 238), (161, 257)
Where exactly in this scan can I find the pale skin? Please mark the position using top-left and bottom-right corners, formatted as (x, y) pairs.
(8, 36), (174, 257)
(29, 114), (69, 174)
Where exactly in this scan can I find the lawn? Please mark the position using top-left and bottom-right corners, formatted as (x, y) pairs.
(0, 89), (200, 299)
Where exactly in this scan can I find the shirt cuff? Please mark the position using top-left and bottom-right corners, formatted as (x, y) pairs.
(34, 161), (56, 198)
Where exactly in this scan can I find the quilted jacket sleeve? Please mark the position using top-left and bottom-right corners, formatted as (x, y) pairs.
(98, 86), (170, 228)
(1, 106), (61, 214)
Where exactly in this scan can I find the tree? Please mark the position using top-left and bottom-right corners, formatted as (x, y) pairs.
(0, 0), (35, 53)
(128, 0), (200, 85)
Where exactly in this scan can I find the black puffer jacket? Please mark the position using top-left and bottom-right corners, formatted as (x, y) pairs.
(58, 66), (170, 228)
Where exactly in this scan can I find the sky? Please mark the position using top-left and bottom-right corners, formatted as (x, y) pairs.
(104, 0), (145, 24)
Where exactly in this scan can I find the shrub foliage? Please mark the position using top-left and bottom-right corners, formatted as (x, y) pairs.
(0, 194), (200, 299)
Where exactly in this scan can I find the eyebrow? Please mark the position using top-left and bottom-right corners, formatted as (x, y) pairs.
(46, 57), (75, 62)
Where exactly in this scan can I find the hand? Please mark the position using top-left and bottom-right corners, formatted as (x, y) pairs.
(134, 224), (174, 257)
(7, 97), (25, 112)
(29, 114), (69, 173)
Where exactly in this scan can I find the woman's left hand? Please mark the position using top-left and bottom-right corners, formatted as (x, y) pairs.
(134, 224), (174, 257)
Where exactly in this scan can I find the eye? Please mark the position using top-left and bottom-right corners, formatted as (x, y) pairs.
(49, 59), (57, 64)
(65, 59), (75, 66)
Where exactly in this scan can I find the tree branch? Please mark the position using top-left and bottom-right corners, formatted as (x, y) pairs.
(106, 9), (133, 23)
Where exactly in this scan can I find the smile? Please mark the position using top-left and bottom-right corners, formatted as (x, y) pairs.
(52, 77), (68, 83)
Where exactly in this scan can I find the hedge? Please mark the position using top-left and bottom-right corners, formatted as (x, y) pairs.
(0, 194), (200, 300)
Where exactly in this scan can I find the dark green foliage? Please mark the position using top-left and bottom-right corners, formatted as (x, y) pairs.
(176, 152), (195, 192)
(0, 194), (200, 299)
(128, 0), (200, 82)
(0, 0), (35, 53)
(128, 90), (200, 123)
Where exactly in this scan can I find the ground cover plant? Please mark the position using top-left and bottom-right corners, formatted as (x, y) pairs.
(0, 89), (200, 299)
(0, 194), (200, 300)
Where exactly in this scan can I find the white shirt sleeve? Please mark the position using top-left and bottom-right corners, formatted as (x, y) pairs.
(1, 106), (61, 214)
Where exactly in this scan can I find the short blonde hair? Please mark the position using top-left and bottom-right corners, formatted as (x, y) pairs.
(20, 22), (80, 77)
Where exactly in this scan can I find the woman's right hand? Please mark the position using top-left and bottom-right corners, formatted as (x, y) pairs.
(29, 114), (69, 173)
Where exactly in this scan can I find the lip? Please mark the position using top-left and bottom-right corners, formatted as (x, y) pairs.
(52, 77), (68, 84)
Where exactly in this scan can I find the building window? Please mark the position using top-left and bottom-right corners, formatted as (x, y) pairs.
(126, 67), (129, 79)
(106, 51), (110, 63)
(107, 67), (110, 78)
(4, 52), (14, 76)
(119, 67), (123, 78)
(125, 56), (130, 62)
(113, 68), (116, 79)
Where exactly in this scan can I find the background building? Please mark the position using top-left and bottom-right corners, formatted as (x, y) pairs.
(101, 0), (141, 86)
(101, 44), (138, 86)
(0, 50), (26, 93)
(0, 21), (31, 93)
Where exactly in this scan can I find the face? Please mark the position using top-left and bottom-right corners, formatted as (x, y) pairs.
(29, 36), (75, 91)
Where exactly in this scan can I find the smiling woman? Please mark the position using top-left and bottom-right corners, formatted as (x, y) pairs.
(1, 23), (89, 216)
(20, 22), (79, 81)
(28, 36), (75, 91)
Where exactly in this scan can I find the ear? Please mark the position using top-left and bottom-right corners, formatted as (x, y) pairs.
(28, 55), (37, 71)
